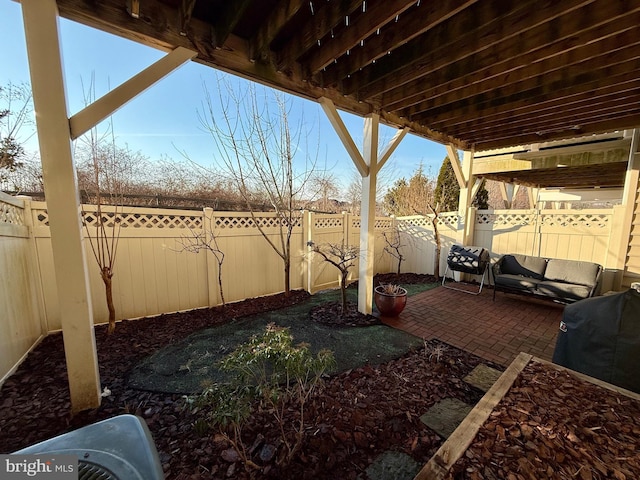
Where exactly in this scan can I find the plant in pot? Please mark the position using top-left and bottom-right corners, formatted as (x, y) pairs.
(374, 283), (408, 316)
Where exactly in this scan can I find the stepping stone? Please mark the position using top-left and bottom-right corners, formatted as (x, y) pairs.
(463, 364), (503, 392)
(365, 451), (421, 480)
(420, 398), (473, 439)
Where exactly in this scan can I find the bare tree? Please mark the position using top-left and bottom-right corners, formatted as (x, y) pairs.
(176, 210), (226, 306)
(307, 240), (358, 315)
(0, 82), (34, 185)
(199, 77), (322, 296)
(382, 227), (406, 275)
(73, 77), (146, 333)
(310, 173), (340, 212)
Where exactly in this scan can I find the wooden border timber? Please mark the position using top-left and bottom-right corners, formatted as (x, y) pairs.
(414, 353), (640, 480)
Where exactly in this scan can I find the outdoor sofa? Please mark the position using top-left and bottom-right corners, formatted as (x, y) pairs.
(492, 254), (602, 304)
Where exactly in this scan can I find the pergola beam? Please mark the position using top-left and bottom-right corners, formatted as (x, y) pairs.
(446, 144), (467, 189)
(319, 97), (368, 177)
(69, 46), (196, 140)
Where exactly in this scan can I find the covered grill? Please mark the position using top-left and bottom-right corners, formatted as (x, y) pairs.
(553, 288), (640, 394)
(442, 245), (490, 295)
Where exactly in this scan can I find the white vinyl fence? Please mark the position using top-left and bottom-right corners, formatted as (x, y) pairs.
(0, 194), (623, 384)
(0, 193), (46, 384)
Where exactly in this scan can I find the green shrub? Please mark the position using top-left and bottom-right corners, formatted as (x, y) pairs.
(191, 323), (335, 470)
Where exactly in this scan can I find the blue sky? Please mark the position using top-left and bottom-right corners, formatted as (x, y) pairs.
(1, 1), (448, 192)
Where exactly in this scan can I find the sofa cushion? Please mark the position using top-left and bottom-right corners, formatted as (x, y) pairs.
(494, 274), (542, 293)
(544, 259), (600, 287)
(536, 281), (592, 301)
(499, 254), (547, 279)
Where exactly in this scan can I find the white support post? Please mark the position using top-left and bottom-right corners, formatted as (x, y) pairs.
(21, 0), (101, 412)
(320, 99), (408, 314)
(359, 114), (379, 314)
(457, 150), (474, 246)
(613, 128), (640, 289)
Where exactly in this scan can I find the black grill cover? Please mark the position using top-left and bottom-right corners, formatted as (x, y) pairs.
(552, 289), (640, 393)
(446, 245), (489, 275)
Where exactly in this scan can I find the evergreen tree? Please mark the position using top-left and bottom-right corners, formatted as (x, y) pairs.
(433, 156), (489, 211)
(434, 157), (459, 212)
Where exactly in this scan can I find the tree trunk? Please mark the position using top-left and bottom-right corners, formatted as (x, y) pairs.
(340, 271), (349, 315)
(102, 267), (116, 334)
(217, 262), (226, 307)
(284, 260), (291, 297)
(432, 218), (441, 281)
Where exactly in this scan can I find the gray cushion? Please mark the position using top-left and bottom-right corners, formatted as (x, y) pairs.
(499, 254), (547, 279)
(494, 274), (542, 293)
(536, 281), (592, 301)
(544, 259), (600, 287)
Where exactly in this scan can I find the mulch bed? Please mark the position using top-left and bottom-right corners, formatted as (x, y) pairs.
(0, 273), (492, 479)
(444, 361), (640, 480)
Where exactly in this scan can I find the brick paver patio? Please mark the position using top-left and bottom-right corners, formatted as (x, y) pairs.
(381, 285), (564, 367)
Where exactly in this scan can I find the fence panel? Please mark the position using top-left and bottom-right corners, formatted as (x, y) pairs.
(397, 212), (460, 276)
(0, 194), (45, 383)
(31, 203), (209, 330)
(473, 209), (613, 266)
(210, 211), (305, 302)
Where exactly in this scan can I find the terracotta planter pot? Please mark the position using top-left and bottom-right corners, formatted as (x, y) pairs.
(374, 285), (408, 316)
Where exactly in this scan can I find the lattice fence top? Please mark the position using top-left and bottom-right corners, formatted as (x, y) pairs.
(314, 216), (343, 229)
(0, 201), (24, 226)
(396, 213), (458, 229)
(540, 212), (610, 229)
(476, 211), (611, 229)
(348, 217), (394, 230)
(33, 209), (202, 229)
(213, 214), (302, 229)
(476, 212), (535, 226)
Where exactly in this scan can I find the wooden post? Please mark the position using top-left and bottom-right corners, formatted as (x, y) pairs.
(21, 0), (101, 412)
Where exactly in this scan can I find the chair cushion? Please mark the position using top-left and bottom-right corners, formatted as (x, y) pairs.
(499, 254), (547, 279)
(494, 274), (542, 293)
(536, 281), (592, 301)
(544, 259), (600, 287)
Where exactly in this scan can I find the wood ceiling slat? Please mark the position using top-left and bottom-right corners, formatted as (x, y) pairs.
(405, 32), (640, 121)
(464, 103), (640, 147)
(179, 0), (196, 35)
(476, 113), (640, 151)
(444, 87), (640, 138)
(303, 0), (416, 75)
(382, 3), (640, 113)
(249, 0), (307, 61)
(210, 0), (253, 48)
(274, 0), (363, 72)
(54, 0), (640, 151)
(425, 72), (640, 132)
(341, 0), (594, 98)
(317, 0), (477, 84)
(481, 163), (627, 188)
(409, 46), (640, 126)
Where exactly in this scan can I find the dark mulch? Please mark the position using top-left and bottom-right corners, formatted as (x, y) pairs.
(0, 274), (492, 479)
(309, 301), (379, 326)
(445, 361), (640, 480)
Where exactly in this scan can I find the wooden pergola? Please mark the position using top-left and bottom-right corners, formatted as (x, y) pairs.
(17, 0), (640, 410)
